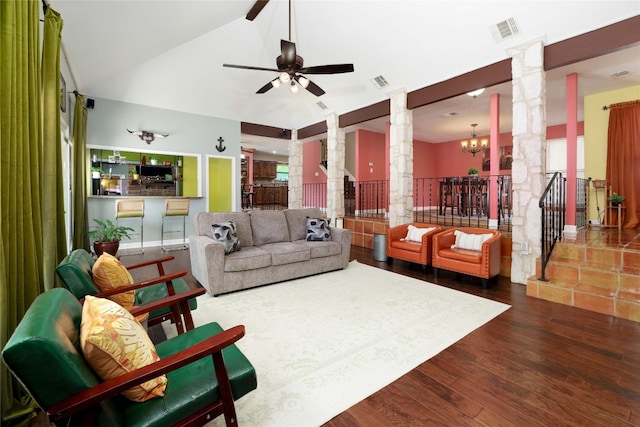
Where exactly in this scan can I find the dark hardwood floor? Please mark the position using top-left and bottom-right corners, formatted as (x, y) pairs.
(121, 245), (640, 427)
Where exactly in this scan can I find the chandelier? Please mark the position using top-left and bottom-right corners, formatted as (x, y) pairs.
(460, 123), (488, 156)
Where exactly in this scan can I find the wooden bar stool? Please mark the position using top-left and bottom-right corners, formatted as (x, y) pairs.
(115, 199), (144, 254)
(161, 199), (190, 251)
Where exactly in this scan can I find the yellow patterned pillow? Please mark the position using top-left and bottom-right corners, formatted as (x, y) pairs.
(80, 295), (167, 402)
(92, 253), (135, 309)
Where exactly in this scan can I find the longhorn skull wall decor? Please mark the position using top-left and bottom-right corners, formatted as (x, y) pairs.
(127, 129), (169, 144)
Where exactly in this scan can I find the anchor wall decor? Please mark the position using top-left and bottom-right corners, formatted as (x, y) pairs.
(216, 136), (227, 152)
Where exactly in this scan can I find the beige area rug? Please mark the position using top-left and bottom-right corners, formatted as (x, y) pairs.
(163, 260), (510, 427)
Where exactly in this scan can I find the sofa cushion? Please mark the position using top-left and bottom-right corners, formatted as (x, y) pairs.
(452, 230), (493, 251)
(80, 295), (167, 402)
(439, 247), (482, 264)
(284, 208), (325, 241)
(306, 217), (331, 241)
(223, 247), (272, 272)
(212, 220), (241, 255)
(196, 212), (253, 247)
(390, 239), (422, 253)
(259, 242), (311, 266)
(249, 210), (290, 245)
(294, 240), (342, 258)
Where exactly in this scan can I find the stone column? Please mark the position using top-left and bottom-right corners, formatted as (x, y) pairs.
(388, 88), (413, 227)
(326, 112), (345, 222)
(288, 129), (302, 209)
(510, 40), (547, 284)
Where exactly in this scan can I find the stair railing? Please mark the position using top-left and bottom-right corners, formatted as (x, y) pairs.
(538, 172), (566, 281)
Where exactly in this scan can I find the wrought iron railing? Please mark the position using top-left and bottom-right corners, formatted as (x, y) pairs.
(576, 177), (589, 229)
(538, 172), (566, 281)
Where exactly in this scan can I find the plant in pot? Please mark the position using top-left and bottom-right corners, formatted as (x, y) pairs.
(149, 155), (159, 165)
(89, 219), (134, 256)
(129, 167), (140, 180)
(608, 192), (625, 206)
(467, 167), (479, 176)
(91, 166), (104, 179)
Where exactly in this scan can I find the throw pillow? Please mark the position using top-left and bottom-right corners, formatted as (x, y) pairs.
(452, 230), (493, 251)
(80, 295), (167, 402)
(403, 225), (436, 242)
(212, 220), (241, 254)
(92, 253), (135, 310)
(306, 217), (331, 241)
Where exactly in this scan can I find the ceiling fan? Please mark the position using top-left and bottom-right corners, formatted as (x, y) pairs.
(224, 0), (354, 96)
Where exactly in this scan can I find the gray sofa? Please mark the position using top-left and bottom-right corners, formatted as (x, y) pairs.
(189, 208), (352, 296)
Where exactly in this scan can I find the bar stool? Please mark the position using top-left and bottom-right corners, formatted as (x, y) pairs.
(115, 199), (144, 254)
(161, 199), (190, 251)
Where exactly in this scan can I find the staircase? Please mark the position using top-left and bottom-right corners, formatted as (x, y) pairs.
(526, 229), (640, 322)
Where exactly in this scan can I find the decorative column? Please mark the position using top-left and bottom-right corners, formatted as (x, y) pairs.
(510, 40), (547, 284)
(288, 129), (303, 209)
(388, 88), (413, 227)
(325, 112), (345, 223)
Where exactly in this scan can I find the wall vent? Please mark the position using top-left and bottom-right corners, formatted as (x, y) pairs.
(612, 70), (630, 78)
(491, 18), (519, 42)
(315, 101), (328, 110)
(371, 75), (389, 89)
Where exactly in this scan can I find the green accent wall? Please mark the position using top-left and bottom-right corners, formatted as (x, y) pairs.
(208, 157), (233, 212)
(182, 156), (198, 197)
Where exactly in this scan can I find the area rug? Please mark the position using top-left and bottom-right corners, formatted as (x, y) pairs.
(163, 260), (510, 427)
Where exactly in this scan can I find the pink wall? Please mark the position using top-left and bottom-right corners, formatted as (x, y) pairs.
(355, 129), (386, 182)
(413, 139), (437, 178)
(302, 139), (326, 184)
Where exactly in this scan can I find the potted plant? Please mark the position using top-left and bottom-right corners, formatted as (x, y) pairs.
(149, 155), (159, 165)
(89, 219), (134, 256)
(608, 192), (625, 206)
(91, 166), (104, 179)
(129, 167), (140, 180)
(467, 167), (479, 176)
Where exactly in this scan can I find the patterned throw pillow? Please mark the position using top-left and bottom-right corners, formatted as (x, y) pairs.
(212, 220), (241, 254)
(403, 225), (436, 242)
(92, 253), (135, 309)
(306, 217), (331, 241)
(80, 295), (167, 402)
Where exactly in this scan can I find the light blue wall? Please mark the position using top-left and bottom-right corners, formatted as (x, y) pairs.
(86, 98), (243, 248)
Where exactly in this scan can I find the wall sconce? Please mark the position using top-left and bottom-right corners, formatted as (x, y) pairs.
(460, 123), (488, 156)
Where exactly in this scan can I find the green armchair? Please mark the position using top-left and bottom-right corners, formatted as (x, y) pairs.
(57, 249), (202, 334)
(2, 288), (257, 426)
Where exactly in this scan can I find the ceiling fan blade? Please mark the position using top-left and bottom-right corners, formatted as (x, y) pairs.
(246, 0), (269, 21)
(303, 78), (325, 97)
(299, 64), (354, 75)
(223, 63), (280, 73)
(281, 39), (297, 66)
(256, 81), (274, 94)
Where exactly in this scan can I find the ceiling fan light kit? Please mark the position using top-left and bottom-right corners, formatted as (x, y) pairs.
(224, 0), (354, 97)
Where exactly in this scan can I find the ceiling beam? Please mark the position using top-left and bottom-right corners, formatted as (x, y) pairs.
(241, 122), (290, 139)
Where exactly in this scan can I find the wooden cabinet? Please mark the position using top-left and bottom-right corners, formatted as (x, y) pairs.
(254, 160), (277, 179)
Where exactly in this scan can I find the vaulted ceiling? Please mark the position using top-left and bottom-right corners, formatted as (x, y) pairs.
(51, 1), (640, 154)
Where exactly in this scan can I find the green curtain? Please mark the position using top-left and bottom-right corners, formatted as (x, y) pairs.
(72, 94), (90, 251)
(42, 6), (66, 290)
(0, 0), (45, 425)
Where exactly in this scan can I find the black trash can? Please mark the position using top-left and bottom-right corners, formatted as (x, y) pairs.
(373, 233), (387, 262)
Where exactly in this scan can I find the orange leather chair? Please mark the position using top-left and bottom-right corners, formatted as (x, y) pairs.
(386, 223), (441, 270)
(432, 227), (501, 288)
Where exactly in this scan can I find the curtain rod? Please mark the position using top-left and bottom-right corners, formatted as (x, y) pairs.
(602, 105), (610, 111)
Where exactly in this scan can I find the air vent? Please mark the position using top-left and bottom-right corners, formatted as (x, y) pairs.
(444, 112), (459, 117)
(612, 70), (630, 78)
(371, 75), (389, 89)
(491, 17), (519, 42)
(315, 101), (328, 110)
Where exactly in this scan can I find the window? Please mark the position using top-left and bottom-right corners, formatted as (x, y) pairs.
(546, 137), (584, 178)
(276, 164), (289, 181)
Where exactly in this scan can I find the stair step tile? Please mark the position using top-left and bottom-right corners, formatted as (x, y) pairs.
(573, 292), (615, 316)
